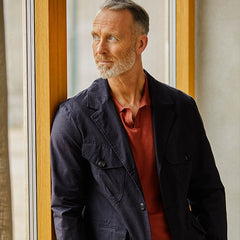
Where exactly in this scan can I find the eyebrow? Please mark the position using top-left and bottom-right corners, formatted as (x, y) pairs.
(91, 31), (97, 36)
(91, 30), (120, 39)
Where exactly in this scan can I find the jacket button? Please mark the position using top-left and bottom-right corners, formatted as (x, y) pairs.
(97, 160), (106, 168)
(184, 154), (190, 161)
(140, 202), (146, 211)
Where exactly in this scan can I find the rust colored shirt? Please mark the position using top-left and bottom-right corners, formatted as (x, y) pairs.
(111, 78), (172, 240)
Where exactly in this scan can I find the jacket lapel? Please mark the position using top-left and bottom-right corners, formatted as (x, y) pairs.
(147, 72), (176, 171)
(87, 79), (143, 192)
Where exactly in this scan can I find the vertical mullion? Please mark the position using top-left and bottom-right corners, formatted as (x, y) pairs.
(176, 0), (195, 97)
(35, 0), (67, 239)
(26, 0), (37, 239)
(169, 0), (176, 88)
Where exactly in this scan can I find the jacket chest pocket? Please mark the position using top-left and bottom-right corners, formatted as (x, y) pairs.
(164, 142), (193, 195)
(82, 143), (126, 203)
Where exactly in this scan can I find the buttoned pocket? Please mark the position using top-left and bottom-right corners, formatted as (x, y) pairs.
(82, 143), (123, 169)
(166, 151), (192, 165)
(164, 144), (193, 195)
(165, 142), (192, 165)
(82, 143), (125, 203)
(165, 123), (196, 165)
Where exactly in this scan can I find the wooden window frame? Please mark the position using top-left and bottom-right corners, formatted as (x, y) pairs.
(34, 0), (194, 239)
(35, 0), (67, 239)
(176, 0), (195, 97)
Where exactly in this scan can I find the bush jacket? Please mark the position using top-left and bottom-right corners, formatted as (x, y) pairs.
(51, 71), (227, 240)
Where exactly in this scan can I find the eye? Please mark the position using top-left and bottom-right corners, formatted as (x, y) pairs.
(109, 36), (117, 41)
(92, 34), (99, 41)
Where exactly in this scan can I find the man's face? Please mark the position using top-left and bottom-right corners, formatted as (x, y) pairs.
(92, 9), (137, 79)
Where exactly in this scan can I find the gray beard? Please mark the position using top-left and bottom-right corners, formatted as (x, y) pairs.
(97, 50), (136, 79)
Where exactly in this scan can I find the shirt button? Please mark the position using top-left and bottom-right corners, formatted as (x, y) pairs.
(140, 202), (146, 211)
(97, 160), (106, 168)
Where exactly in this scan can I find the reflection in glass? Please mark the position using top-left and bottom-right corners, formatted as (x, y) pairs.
(4, 0), (29, 239)
(67, 0), (169, 97)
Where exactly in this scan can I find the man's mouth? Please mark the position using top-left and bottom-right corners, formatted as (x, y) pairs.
(99, 60), (111, 63)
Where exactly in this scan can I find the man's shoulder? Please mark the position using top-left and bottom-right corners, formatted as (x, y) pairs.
(57, 78), (108, 115)
(145, 71), (193, 105)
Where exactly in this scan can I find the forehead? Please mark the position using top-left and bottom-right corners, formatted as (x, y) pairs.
(92, 9), (134, 34)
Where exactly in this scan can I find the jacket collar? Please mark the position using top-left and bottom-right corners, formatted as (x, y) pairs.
(87, 70), (175, 109)
(87, 78), (111, 110)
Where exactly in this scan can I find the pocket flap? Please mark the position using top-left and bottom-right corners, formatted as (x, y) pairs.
(82, 143), (123, 169)
(165, 144), (192, 165)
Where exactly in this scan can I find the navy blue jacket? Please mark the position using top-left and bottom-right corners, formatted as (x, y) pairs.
(51, 71), (227, 240)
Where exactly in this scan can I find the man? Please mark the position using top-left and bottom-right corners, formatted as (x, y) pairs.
(51, 0), (227, 239)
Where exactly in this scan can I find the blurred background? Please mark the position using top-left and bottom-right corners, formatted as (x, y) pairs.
(3, 0), (28, 239)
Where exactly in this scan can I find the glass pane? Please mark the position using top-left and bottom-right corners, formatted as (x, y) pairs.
(67, 0), (169, 97)
(3, 0), (29, 239)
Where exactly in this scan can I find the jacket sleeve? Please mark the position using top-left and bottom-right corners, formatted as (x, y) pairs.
(50, 104), (88, 240)
(188, 98), (227, 240)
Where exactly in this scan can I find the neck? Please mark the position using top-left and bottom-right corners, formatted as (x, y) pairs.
(108, 63), (145, 117)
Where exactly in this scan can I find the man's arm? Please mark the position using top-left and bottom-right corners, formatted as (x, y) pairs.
(188, 98), (227, 240)
(51, 104), (88, 240)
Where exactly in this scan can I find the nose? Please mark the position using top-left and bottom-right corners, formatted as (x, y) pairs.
(96, 39), (107, 55)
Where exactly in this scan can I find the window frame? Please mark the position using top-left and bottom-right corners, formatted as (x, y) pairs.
(34, 0), (194, 239)
(27, 0), (37, 239)
(176, 0), (195, 97)
(35, 0), (67, 239)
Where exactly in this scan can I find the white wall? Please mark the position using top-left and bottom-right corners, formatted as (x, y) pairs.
(195, 1), (240, 239)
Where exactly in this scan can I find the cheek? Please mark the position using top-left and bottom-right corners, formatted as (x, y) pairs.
(111, 46), (127, 59)
(118, 45), (134, 58)
(92, 44), (97, 55)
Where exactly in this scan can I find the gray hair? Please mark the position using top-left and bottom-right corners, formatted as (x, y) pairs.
(100, 0), (149, 35)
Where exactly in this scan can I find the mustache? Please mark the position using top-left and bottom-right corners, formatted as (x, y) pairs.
(95, 56), (113, 61)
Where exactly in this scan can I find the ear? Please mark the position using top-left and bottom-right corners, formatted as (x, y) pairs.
(136, 34), (148, 55)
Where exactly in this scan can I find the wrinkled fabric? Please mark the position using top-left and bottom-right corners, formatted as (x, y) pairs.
(51, 71), (227, 240)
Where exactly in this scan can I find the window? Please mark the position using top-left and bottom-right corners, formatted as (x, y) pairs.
(34, 1), (194, 237)
(4, 0), (29, 239)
